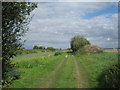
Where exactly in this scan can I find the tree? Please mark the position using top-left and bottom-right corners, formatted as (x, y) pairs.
(33, 45), (39, 49)
(2, 2), (37, 84)
(33, 45), (46, 50)
(47, 47), (56, 51)
(70, 35), (90, 52)
(39, 46), (45, 50)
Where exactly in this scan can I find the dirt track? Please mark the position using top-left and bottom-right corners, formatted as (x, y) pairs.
(39, 55), (89, 88)
(74, 58), (89, 88)
(39, 57), (67, 88)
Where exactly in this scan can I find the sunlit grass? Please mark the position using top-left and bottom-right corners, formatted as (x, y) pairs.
(53, 56), (77, 88)
(76, 52), (118, 88)
(8, 51), (118, 88)
(9, 53), (65, 88)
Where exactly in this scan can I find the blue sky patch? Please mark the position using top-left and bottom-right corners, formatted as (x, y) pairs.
(83, 5), (118, 19)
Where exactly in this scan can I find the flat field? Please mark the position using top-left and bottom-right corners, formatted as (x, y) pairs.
(8, 51), (118, 88)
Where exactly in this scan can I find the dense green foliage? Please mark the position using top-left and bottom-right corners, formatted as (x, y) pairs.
(33, 45), (57, 52)
(98, 63), (120, 88)
(70, 35), (90, 52)
(2, 2), (37, 84)
(33, 45), (45, 50)
(47, 47), (56, 51)
(54, 52), (62, 56)
(33, 45), (40, 49)
(39, 46), (46, 50)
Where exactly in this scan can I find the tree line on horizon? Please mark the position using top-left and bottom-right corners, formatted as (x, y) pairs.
(33, 45), (58, 51)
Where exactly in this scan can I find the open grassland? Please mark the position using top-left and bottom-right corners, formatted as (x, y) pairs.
(75, 52), (118, 88)
(10, 52), (65, 88)
(8, 51), (118, 88)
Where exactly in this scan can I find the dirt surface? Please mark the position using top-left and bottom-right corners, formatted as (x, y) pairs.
(74, 57), (89, 88)
(39, 57), (67, 88)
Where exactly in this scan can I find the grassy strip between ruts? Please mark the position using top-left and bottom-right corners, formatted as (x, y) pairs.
(9, 53), (65, 88)
(53, 55), (77, 88)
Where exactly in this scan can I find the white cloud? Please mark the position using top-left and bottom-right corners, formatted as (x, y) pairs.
(106, 38), (111, 41)
(23, 2), (118, 49)
(31, 2), (117, 20)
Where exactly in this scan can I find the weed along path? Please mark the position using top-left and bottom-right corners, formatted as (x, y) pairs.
(39, 56), (67, 88)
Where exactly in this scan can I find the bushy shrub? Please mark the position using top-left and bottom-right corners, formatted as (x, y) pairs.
(70, 35), (90, 52)
(54, 52), (62, 56)
(98, 63), (120, 88)
(39, 46), (46, 50)
(33, 45), (45, 50)
(76, 45), (104, 54)
(3, 68), (22, 85)
(47, 47), (56, 51)
(33, 45), (39, 49)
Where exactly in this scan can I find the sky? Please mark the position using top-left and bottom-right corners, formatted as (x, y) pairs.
(22, 2), (119, 49)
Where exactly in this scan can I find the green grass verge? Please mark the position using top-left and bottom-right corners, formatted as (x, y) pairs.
(75, 52), (118, 88)
(9, 53), (65, 88)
